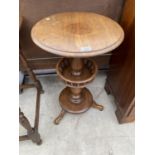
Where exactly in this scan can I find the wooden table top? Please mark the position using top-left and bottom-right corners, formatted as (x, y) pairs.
(31, 12), (124, 57)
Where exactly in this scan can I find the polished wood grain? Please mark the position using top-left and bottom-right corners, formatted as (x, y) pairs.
(31, 12), (124, 57)
(20, 0), (124, 69)
(31, 12), (124, 124)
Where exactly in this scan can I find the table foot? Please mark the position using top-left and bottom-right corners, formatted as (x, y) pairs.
(54, 110), (66, 125)
(36, 139), (42, 145)
(92, 101), (104, 111)
(30, 129), (42, 145)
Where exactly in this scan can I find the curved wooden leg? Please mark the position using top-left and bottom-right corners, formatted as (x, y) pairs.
(54, 109), (66, 125)
(92, 101), (104, 111)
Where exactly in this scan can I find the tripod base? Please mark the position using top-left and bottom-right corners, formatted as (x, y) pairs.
(54, 87), (104, 125)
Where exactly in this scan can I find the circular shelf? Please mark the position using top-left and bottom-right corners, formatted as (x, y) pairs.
(56, 58), (97, 88)
(59, 87), (93, 113)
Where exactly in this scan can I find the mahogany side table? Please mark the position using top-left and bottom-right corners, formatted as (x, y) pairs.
(31, 12), (124, 124)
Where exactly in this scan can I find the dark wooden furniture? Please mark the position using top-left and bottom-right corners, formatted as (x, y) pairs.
(19, 50), (44, 144)
(19, 17), (44, 144)
(19, 0), (125, 70)
(105, 0), (135, 123)
(31, 12), (124, 124)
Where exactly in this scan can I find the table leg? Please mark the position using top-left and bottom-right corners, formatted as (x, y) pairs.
(19, 50), (44, 94)
(19, 50), (43, 144)
(92, 101), (104, 111)
(19, 108), (42, 145)
(54, 109), (66, 125)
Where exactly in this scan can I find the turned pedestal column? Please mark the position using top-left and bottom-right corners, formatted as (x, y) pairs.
(54, 57), (104, 124)
(31, 12), (124, 124)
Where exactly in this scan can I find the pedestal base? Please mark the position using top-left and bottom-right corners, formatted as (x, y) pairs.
(54, 87), (104, 124)
(60, 87), (93, 113)
(54, 58), (104, 125)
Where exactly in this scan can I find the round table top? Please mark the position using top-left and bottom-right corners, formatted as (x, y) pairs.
(31, 12), (124, 57)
